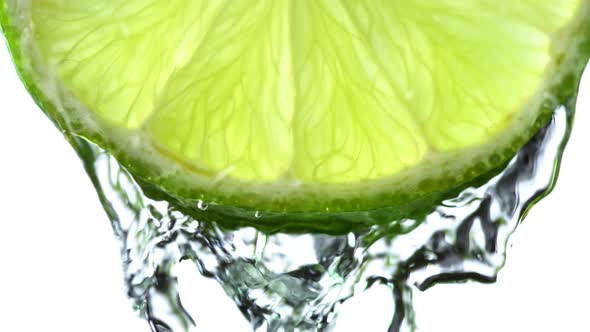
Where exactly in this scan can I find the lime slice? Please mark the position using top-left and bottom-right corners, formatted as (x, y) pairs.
(1, 1), (589, 232)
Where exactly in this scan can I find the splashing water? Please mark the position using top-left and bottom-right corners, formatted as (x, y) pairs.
(65, 101), (573, 332)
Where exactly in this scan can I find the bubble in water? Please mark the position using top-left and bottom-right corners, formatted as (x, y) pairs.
(196, 200), (208, 211)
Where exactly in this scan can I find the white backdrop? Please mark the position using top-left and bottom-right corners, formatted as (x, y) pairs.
(0, 42), (589, 331)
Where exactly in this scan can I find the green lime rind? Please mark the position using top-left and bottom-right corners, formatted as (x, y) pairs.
(2, 2), (589, 234)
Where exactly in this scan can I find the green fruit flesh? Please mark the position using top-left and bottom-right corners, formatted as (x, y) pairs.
(1, 1), (589, 232)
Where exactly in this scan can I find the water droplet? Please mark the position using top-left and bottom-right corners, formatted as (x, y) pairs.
(254, 211), (263, 218)
(347, 233), (356, 247)
(196, 199), (208, 211)
(400, 218), (417, 231)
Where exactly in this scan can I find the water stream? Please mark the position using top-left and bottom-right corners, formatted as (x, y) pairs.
(68, 102), (573, 332)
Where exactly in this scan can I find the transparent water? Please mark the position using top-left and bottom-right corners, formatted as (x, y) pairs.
(65, 103), (573, 332)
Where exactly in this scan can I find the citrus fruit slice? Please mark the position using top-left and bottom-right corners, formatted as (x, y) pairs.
(1, 1), (589, 233)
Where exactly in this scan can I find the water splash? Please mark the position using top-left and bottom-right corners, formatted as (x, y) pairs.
(69, 103), (573, 332)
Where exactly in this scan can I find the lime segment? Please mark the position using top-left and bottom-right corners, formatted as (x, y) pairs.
(148, 1), (295, 181)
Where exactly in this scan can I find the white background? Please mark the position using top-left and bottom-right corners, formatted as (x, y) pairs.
(1, 41), (589, 331)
